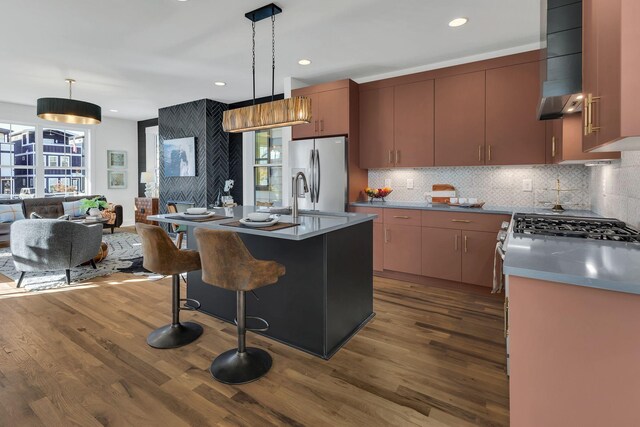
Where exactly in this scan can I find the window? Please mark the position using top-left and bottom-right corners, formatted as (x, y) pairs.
(0, 123), (36, 199)
(253, 128), (282, 206)
(0, 122), (88, 199)
(43, 128), (86, 197)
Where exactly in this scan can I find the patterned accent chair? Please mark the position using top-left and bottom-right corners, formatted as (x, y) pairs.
(10, 219), (103, 287)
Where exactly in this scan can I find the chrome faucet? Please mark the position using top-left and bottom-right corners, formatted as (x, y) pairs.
(291, 172), (309, 219)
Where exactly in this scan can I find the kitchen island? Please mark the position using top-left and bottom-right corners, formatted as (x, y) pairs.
(149, 207), (376, 359)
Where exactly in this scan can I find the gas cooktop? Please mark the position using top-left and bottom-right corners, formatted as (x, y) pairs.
(512, 214), (640, 243)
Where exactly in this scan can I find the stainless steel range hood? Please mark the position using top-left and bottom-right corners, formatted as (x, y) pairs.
(538, 0), (583, 120)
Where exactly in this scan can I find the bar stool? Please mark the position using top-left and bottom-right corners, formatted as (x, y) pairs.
(194, 228), (285, 384)
(136, 223), (203, 349)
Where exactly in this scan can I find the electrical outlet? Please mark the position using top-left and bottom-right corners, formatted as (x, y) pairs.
(384, 179), (392, 188)
(522, 179), (533, 192)
(407, 179), (414, 189)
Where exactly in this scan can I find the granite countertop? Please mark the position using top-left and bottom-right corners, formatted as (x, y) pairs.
(504, 230), (640, 295)
(148, 206), (376, 241)
(350, 201), (599, 218)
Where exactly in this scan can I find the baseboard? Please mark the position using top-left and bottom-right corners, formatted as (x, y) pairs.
(374, 270), (502, 297)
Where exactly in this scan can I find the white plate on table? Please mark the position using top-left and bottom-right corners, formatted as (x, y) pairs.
(177, 212), (215, 219)
(239, 216), (280, 228)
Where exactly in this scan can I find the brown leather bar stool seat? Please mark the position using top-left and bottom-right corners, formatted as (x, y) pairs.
(136, 223), (203, 349)
(194, 228), (285, 385)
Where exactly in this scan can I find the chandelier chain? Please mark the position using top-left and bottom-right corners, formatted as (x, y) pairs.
(271, 13), (276, 101)
(252, 20), (256, 105)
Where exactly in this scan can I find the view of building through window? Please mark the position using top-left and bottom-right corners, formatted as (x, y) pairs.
(253, 128), (282, 206)
(0, 122), (87, 199)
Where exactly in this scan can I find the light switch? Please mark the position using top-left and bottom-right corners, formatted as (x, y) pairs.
(384, 179), (392, 188)
(522, 179), (533, 192)
(407, 179), (414, 189)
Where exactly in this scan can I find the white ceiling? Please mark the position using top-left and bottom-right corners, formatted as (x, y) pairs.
(0, 0), (543, 121)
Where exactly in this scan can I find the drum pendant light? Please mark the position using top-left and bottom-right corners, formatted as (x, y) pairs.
(222, 3), (311, 133)
(37, 79), (102, 125)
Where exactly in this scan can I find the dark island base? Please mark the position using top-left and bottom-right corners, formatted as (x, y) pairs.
(186, 221), (375, 359)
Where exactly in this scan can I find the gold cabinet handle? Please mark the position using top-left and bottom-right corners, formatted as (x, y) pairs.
(504, 297), (509, 338)
(384, 228), (389, 243)
(488, 145), (492, 162)
(464, 235), (468, 253)
(585, 94), (602, 134)
(388, 150), (393, 164)
(584, 98), (590, 136)
(451, 219), (471, 223)
(395, 150), (400, 164)
(551, 136), (556, 158)
(393, 215), (410, 219)
(454, 235), (458, 251)
(478, 145), (482, 162)
(590, 96), (601, 132)
(320, 119), (324, 132)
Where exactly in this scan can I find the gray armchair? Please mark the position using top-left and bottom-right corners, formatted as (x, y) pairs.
(10, 219), (103, 287)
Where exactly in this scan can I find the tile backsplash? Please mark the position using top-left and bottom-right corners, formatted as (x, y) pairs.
(590, 152), (640, 228)
(368, 165), (590, 209)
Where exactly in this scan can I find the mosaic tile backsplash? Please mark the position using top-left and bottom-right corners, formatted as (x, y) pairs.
(368, 165), (590, 209)
(590, 152), (640, 228)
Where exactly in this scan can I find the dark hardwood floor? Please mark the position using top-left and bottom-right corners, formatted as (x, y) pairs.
(0, 263), (509, 426)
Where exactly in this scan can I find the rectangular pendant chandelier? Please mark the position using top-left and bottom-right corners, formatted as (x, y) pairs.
(222, 96), (312, 133)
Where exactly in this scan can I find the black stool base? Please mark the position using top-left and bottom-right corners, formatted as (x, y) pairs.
(147, 322), (203, 349)
(210, 348), (272, 384)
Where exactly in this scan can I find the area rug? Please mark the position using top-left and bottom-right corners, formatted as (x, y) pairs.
(0, 232), (156, 291)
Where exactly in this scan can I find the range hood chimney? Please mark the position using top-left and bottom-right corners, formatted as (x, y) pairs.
(538, 0), (583, 120)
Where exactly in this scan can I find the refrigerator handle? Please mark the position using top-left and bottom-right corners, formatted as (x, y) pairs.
(315, 148), (321, 202)
(309, 149), (316, 203)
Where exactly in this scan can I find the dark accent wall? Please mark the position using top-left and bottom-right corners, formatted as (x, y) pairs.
(158, 99), (229, 213)
(227, 94), (284, 205)
(137, 118), (158, 197)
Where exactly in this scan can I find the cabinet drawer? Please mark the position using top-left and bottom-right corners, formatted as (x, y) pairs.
(421, 211), (511, 232)
(349, 206), (383, 223)
(383, 209), (422, 226)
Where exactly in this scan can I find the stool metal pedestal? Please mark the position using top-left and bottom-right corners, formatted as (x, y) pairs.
(210, 290), (271, 384)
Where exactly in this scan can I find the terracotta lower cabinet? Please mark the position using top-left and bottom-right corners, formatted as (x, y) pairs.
(383, 223), (421, 275)
(372, 222), (384, 272)
(461, 230), (498, 288)
(421, 227), (461, 282)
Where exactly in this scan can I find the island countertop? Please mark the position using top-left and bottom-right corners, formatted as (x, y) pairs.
(148, 206), (377, 241)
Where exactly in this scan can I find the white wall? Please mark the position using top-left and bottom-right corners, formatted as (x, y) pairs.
(590, 152), (640, 228)
(0, 101), (138, 226)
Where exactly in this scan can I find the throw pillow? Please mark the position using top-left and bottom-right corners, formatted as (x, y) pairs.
(29, 212), (70, 220)
(62, 200), (85, 218)
(0, 204), (25, 223)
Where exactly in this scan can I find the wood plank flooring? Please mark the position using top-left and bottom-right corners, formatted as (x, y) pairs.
(0, 250), (509, 426)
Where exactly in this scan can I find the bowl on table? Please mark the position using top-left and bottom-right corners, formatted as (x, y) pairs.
(247, 212), (272, 222)
(186, 207), (207, 215)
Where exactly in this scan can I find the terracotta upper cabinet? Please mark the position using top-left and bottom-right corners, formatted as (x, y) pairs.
(292, 83), (350, 140)
(550, 114), (620, 163)
(582, 0), (640, 152)
(359, 87), (394, 169)
(393, 80), (435, 167)
(435, 71), (486, 166)
(486, 62), (546, 165)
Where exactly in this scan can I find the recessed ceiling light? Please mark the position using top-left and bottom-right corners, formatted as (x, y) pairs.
(448, 17), (468, 27)
(109, 109), (118, 113)
(298, 59), (312, 66)
(214, 81), (226, 86)
(177, 0), (188, 2)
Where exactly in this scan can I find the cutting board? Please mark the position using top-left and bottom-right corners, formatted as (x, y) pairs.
(432, 184), (456, 203)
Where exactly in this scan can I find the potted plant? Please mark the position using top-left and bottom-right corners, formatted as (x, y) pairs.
(80, 197), (109, 217)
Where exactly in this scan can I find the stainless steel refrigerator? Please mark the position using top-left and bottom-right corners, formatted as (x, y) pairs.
(289, 136), (348, 212)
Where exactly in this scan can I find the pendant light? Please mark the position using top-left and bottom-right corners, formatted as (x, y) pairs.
(37, 79), (102, 125)
(222, 3), (311, 133)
